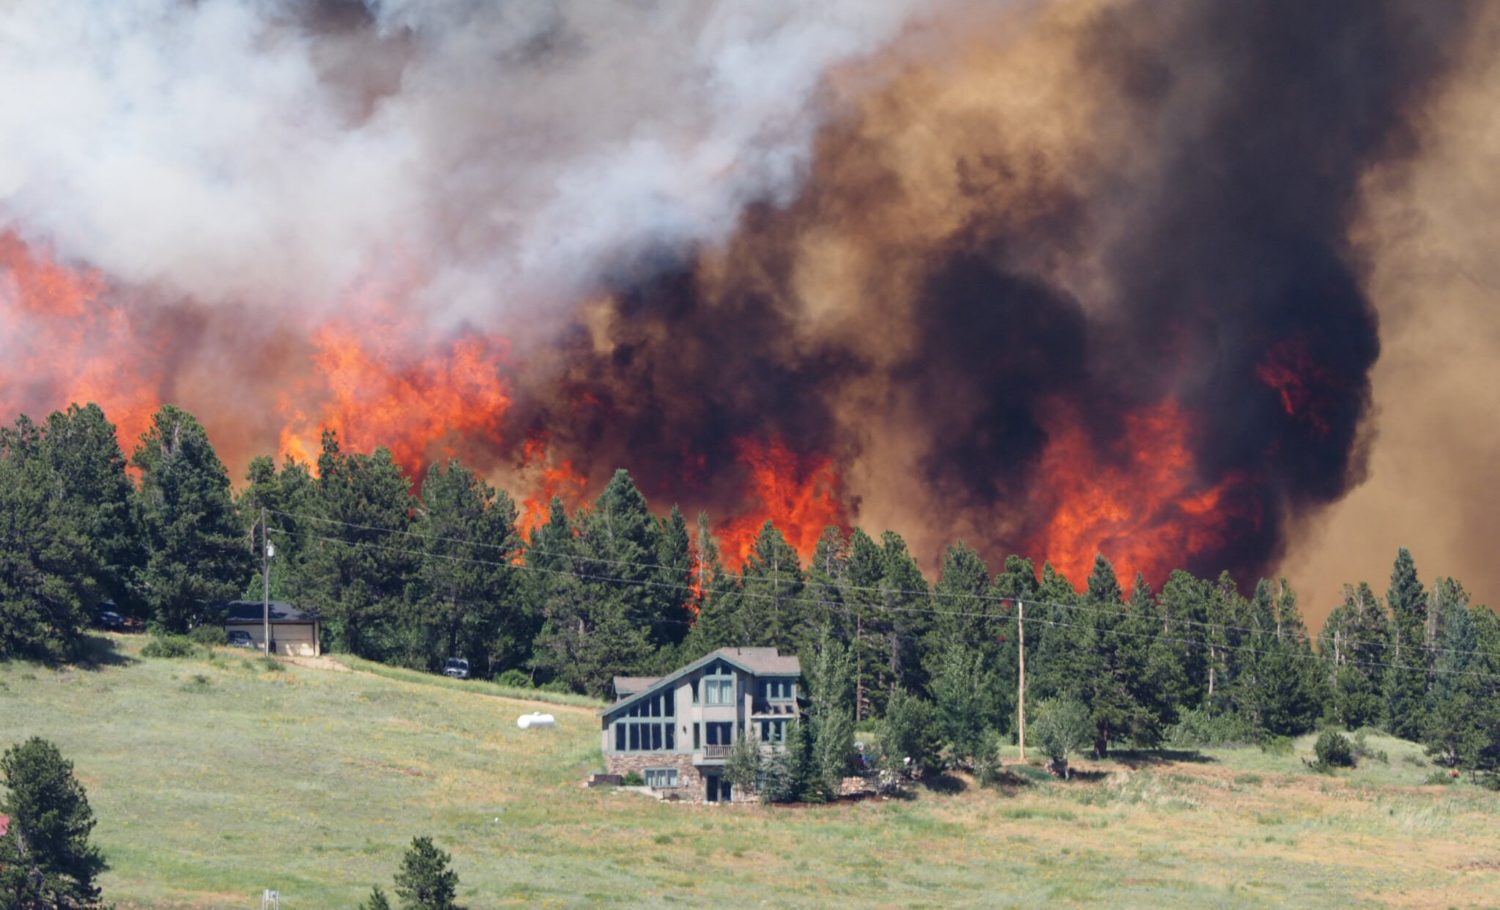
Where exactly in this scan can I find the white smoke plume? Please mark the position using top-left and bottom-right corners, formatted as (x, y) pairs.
(0, 0), (940, 332)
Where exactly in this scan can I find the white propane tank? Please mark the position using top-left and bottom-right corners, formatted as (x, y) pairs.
(517, 712), (557, 729)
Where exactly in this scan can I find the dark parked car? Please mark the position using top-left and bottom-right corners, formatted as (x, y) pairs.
(443, 658), (470, 680)
(227, 630), (257, 649)
(96, 610), (125, 631)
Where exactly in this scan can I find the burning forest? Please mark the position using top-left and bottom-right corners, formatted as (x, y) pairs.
(3, 0), (1498, 612)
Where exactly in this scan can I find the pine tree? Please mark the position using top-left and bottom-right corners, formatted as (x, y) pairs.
(406, 460), (522, 675)
(131, 406), (251, 633)
(841, 528), (886, 720)
(802, 628), (856, 799)
(0, 737), (107, 908)
(238, 454), (314, 602)
(0, 416), (100, 661)
(41, 403), (144, 620)
(531, 492), (651, 696)
(296, 432), (415, 660)
(878, 532), (932, 696)
(736, 522), (805, 652)
(392, 836), (461, 910)
(680, 513), (738, 658)
(1323, 582), (1388, 729)
(1383, 548), (1428, 739)
(652, 505), (695, 648)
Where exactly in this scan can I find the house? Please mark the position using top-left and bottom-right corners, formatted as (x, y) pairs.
(600, 647), (800, 803)
(222, 601), (322, 657)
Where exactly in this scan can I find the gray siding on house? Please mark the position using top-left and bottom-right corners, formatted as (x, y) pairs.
(600, 648), (800, 802)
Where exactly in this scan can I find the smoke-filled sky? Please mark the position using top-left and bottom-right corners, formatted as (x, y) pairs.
(2, 0), (1497, 626)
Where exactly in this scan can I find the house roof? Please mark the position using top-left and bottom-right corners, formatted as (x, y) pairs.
(601, 647), (800, 719)
(611, 676), (662, 700)
(222, 601), (320, 625)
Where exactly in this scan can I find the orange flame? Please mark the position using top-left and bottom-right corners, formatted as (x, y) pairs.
(0, 232), (160, 448)
(516, 436), (589, 539)
(715, 436), (847, 569)
(277, 319), (512, 475)
(1026, 399), (1249, 588)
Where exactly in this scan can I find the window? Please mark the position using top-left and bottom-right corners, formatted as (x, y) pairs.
(759, 719), (787, 744)
(644, 768), (679, 788)
(705, 722), (733, 746)
(693, 723), (701, 749)
(762, 679), (794, 701)
(704, 677), (735, 705)
(612, 720), (675, 752)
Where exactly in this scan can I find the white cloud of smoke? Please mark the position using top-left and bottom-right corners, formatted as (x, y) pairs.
(0, 0), (939, 333)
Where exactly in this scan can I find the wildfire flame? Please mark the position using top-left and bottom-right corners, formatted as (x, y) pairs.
(1255, 338), (1333, 436)
(0, 233), (160, 448)
(278, 320), (513, 474)
(715, 436), (847, 569)
(1025, 399), (1253, 587)
(516, 436), (589, 539)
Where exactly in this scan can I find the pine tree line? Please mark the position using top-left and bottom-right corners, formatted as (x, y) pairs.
(2, 403), (1498, 785)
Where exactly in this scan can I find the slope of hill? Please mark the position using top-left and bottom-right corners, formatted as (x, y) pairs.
(1, 636), (1496, 908)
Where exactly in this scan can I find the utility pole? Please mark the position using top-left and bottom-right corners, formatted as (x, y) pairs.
(261, 507), (271, 657)
(1016, 599), (1026, 763)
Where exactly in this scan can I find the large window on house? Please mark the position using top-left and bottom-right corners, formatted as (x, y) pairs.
(705, 722), (734, 746)
(704, 677), (735, 705)
(611, 687), (677, 752)
(614, 720), (676, 752)
(644, 768), (679, 788)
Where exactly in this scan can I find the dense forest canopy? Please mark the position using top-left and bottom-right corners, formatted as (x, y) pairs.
(2, 402), (1498, 786)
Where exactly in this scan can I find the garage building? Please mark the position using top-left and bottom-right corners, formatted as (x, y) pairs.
(223, 601), (322, 657)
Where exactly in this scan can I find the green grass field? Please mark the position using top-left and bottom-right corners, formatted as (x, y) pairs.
(2, 635), (1496, 908)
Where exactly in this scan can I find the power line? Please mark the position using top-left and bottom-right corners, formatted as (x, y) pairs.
(267, 523), (1500, 682)
(261, 506), (1500, 666)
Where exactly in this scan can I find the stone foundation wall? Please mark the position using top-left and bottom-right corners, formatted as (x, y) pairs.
(604, 753), (707, 801)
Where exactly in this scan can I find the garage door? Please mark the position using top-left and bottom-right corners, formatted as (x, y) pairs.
(273, 623), (318, 657)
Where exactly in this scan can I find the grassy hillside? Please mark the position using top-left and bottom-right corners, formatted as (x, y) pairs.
(1, 636), (1496, 908)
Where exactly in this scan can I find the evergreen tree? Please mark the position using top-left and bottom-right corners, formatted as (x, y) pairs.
(530, 493), (651, 696)
(723, 729), (763, 799)
(1253, 581), (1323, 736)
(131, 405), (251, 633)
(1157, 570), (1212, 711)
(679, 513), (738, 659)
(840, 528), (886, 721)
(41, 404), (144, 619)
(238, 454), (315, 602)
(406, 460), (522, 675)
(652, 505), (695, 648)
(880, 685), (939, 778)
(804, 526), (851, 646)
(1323, 582), (1388, 729)
(360, 885), (393, 910)
(801, 628), (856, 800)
(930, 643), (999, 763)
(878, 531), (932, 696)
(296, 432), (415, 660)
(1383, 548), (1429, 739)
(0, 416), (100, 661)
(736, 522), (805, 652)
(0, 737), (107, 908)
(392, 836), (461, 910)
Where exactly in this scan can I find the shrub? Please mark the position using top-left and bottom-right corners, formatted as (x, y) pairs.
(974, 730), (1004, 787)
(496, 669), (532, 688)
(1166, 707), (1256, 747)
(188, 625), (228, 647)
(141, 634), (199, 659)
(1032, 698), (1092, 779)
(1259, 735), (1294, 756)
(1314, 730), (1355, 769)
(621, 771), (644, 786)
(1350, 731), (1388, 765)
